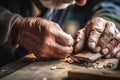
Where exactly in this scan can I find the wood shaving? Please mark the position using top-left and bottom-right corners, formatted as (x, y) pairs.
(103, 62), (115, 69)
(64, 57), (74, 63)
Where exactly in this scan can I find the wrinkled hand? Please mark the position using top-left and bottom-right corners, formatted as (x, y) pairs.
(75, 17), (120, 59)
(12, 17), (74, 59)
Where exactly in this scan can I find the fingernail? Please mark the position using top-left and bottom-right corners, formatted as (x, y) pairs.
(89, 42), (96, 49)
(102, 48), (109, 55)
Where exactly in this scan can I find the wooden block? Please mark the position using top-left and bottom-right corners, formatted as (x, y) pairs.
(74, 51), (102, 62)
(68, 68), (120, 80)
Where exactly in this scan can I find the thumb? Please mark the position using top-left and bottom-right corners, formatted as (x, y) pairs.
(55, 30), (74, 46)
(75, 28), (86, 53)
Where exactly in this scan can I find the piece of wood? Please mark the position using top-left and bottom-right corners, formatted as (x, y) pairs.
(0, 54), (119, 80)
(68, 68), (120, 80)
(74, 51), (102, 62)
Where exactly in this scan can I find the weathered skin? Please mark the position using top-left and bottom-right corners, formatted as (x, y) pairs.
(75, 17), (120, 59)
(10, 0), (86, 59)
(12, 17), (74, 59)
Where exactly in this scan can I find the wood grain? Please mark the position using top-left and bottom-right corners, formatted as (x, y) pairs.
(68, 68), (120, 80)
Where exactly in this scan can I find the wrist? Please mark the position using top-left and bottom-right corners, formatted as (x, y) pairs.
(11, 16), (23, 45)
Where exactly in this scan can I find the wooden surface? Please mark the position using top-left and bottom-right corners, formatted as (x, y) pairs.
(68, 68), (120, 80)
(0, 54), (120, 80)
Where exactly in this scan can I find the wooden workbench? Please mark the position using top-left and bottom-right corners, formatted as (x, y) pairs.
(0, 54), (120, 80)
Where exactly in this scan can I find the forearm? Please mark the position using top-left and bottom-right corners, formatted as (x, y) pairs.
(0, 7), (20, 47)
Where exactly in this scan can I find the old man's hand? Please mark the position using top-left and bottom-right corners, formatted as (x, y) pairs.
(12, 17), (74, 59)
(75, 17), (120, 59)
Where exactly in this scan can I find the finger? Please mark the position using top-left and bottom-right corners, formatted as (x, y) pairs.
(100, 22), (116, 55)
(104, 38), (118, 58)
(51, 43), (73, 58)
(111, 28), (120, 58)
(115, 28), (120, 41)
(88, 31), (101, 49)
(103, 38), (118, 59)
(105, 54), (111, 59)
(51, 21), (63, 31)
(101, 22), (116, 47)
(88, 17), (106, 49)
(116, 52), (120, 59)
(92, 46), (101, 53)
(112, 43), (120, 57)
(55, 30), (74, 46)
(34, 44), (73, 59)
(102, 38), (117, 55)
(111, 28), (120, 57)
(74, 28), (86, 53)
(104, 44), (113, 58)
(46, 20), (74, 46)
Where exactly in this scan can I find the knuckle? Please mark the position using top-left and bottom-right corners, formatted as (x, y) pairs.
(107, 21), (115, 26)
(91, 17), (106, 33)
(54, 23), (60, 27)
(92, 17), (106, 23)
(116, 33), (120, 41)
(104, 22), (116, 38)
(106, 22), (116, 29)
(105, 22), (116, 33)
